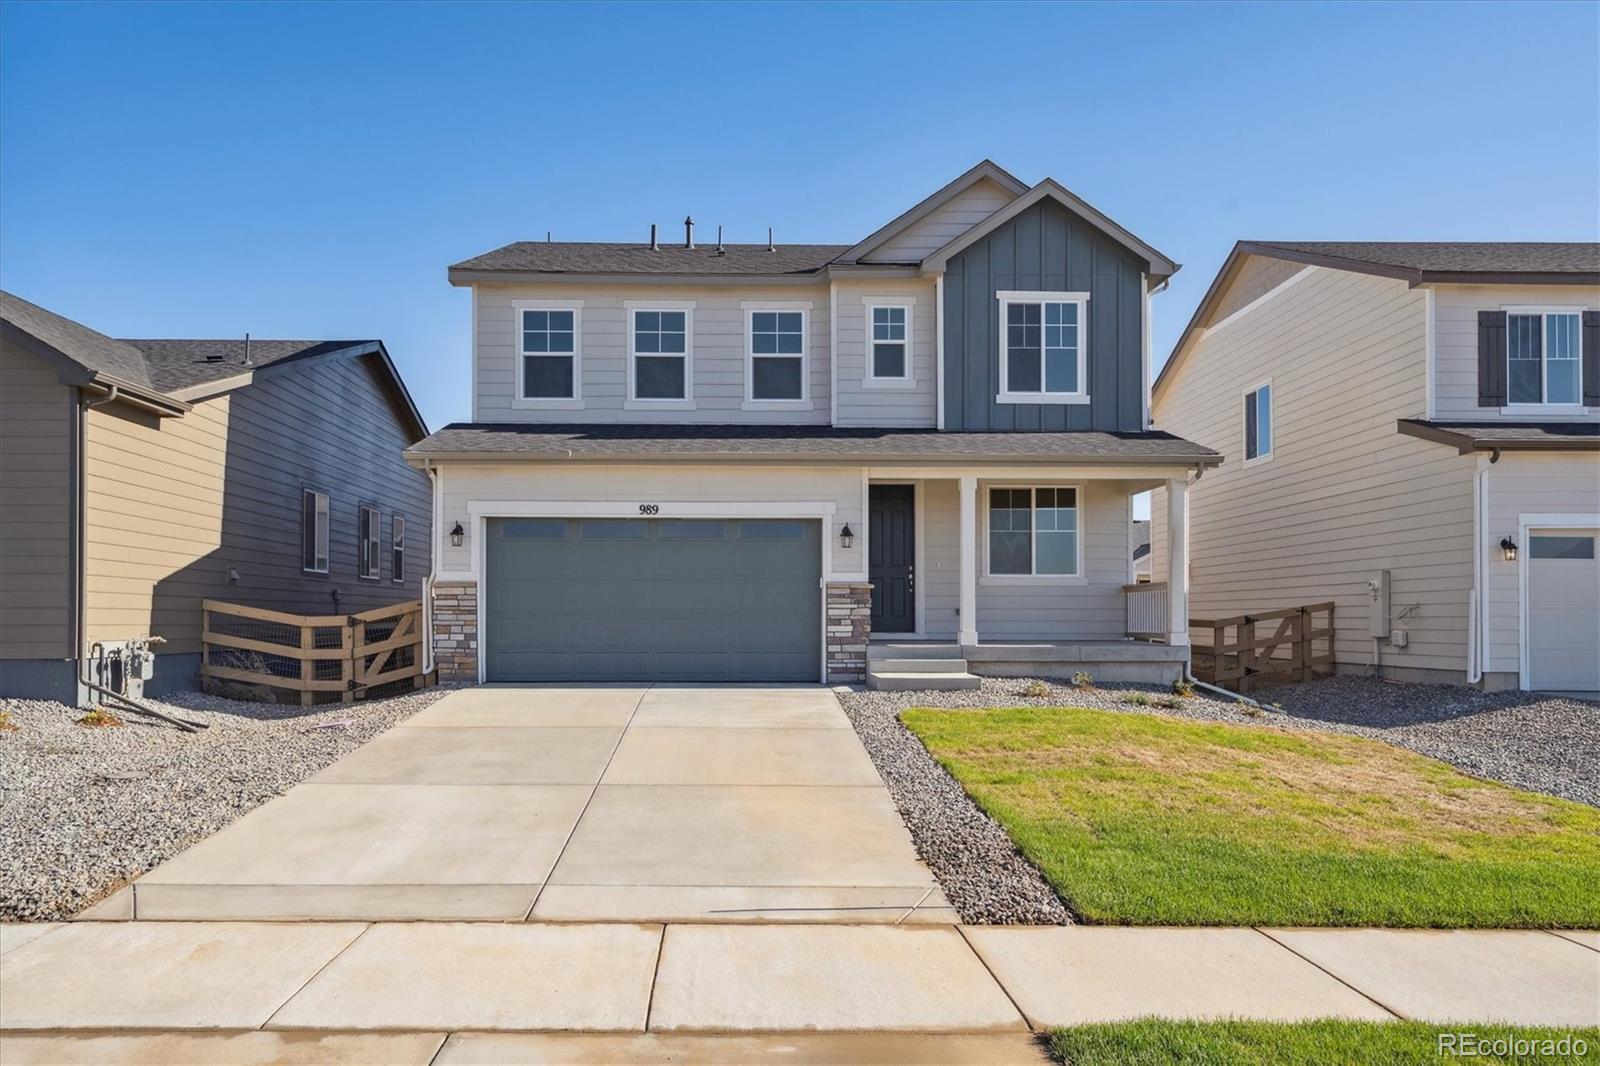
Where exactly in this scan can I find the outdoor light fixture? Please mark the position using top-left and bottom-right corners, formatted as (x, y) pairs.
(839, 523), (854, 550)
(1499, 537), (1518, 562)
(450, 522), (465, 548)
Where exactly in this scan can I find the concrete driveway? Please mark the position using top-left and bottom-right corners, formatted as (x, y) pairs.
(126, 686), (953, 924)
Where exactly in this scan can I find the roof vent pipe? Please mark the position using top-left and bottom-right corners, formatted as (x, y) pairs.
(684, 216), (695, 249)
(716, 225), (725, 255)
(767, 227), (775, 252)
(649, 223), (659, 251)
(242, 332), (253, 367)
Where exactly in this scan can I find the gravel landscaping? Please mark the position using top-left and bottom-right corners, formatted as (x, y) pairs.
(838, 673), (1598, 924)
(0, 686), (455, 922)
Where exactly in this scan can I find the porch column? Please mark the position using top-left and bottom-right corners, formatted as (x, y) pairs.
(958, 475), (978, 647)
(1166, 477), (1190, 647)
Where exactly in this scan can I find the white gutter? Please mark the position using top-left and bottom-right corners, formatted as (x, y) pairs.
(421, 460), (440, 676)
(934, 272), (945, 430)
(1467, 453), (1489, 683)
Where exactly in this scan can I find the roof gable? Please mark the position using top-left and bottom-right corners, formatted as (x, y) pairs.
(920, 179), (1179, 281)
(838, 160), (1028, 265)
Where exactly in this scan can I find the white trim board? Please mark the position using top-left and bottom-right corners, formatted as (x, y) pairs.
(1204, 265), (1314, 338)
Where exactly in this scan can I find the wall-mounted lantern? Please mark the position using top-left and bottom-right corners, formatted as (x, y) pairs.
(1499, 536), (1518, 562)
(839, 523), (855, 550)
(450, 522), (466, 548)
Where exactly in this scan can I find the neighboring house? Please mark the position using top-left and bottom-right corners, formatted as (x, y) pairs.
(408, 160), (1220, 687)
(1131, 519), (1152, 582)
(0, 291), (431, 702)
(1151, 242), (1599, 694)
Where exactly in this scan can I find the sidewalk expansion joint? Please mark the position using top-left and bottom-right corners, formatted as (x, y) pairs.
(1251, 927), (1407, 1021)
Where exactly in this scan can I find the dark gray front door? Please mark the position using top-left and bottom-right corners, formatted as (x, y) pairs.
(869, 485), (915, 633)
(484, 517), (821, 682)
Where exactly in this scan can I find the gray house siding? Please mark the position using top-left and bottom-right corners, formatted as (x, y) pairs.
(943, 200), (1146, 432)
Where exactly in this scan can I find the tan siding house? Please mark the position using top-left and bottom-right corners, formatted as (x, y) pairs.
(1153, 242), (1599, 693)
(0, 292), (431, 702)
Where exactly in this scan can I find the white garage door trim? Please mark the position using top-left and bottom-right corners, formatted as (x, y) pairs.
(467, 500), (838, 684)
(1518, 511), (1600, 692)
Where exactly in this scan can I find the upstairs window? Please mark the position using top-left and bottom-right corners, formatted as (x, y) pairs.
(747, 309), (807, 401)
(520, 308), (578, 400)
(997, 291), (1089, 404)
(1508, 310), (1581, 405)
(630, 308), (690, 401)
(358, 505), (380, 580)
(987, 487), (1080, 577)
(1244, 382), (1272, 463)
(391, 515), (405, 582)
(868, 305), (910, 381)
(301, 489), (329, 574)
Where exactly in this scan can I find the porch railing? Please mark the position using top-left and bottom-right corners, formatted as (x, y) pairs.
(201, 598), (430, 706)
(1190, 602), (1335, 692)
(1124, 582), (1170, 640)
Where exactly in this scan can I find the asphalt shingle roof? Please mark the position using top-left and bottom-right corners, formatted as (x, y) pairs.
(450, 242), (851, 277)
(1, 290), (155, 389)
(123, 339), (378, 393)
(1247, 242), (1600, 276)
(1398, 419), (1599, 452)
(407, 423), (1221, 464)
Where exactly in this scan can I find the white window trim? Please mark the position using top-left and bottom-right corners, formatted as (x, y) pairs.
(625, 300), (697, 410)
(979, 483), (1087, 586)
(302, 488), (329, 575)
(513, 299), (584, 410)
(995, 290), (1091, 406)
(391, 514), (405, 583)
(1501, 304), (1590, 412)
(742, 301), (812, 409)
(358, 504), (381, 581)
(862, 296), (916, 390)
(1242, 377), (1274, 468)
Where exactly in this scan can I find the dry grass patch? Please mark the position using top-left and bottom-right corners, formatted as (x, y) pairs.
(901, 705), (1600, 927)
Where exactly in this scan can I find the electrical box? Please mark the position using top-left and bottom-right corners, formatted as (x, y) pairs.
(88, 638), (159, 701)
(1367, 570), (1391, 639)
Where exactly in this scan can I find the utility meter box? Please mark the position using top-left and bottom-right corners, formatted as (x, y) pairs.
(1367, 570), (1391, 639)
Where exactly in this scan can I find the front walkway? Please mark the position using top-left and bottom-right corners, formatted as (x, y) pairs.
(1, 922), (1595, 1061)
(100, 685), (952, 924)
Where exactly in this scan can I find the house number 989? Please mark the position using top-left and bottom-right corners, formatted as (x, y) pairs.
(638, 504), (660, 515)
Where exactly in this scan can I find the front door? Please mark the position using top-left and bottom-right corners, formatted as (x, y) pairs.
(869, 484), (915, 633)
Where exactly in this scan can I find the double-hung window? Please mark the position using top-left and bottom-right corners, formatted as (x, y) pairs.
(986, 487), (1081, 578)
(746, 306), (808, 402)
(997, 290), (1089, 404)
(1243, 381), (1272, 463)
(518, 306), (580, 402)
(391, 515), (405, 582)
(628, 305), (692, 404)
(301, 488), (329, 574)
(1507, 309), (1582, 406)
(358, 505), (380, 580)
(866, 303), (912, 383)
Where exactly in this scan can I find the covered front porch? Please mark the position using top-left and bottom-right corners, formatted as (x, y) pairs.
(853, 466), (1191, 689)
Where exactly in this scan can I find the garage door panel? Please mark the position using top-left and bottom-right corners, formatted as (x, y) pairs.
(1526, 528), (1599, 693)
(485, 517), (821, 682)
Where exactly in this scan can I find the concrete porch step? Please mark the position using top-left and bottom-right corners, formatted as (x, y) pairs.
(866, 670), (982, 691)
(869, 658), (971, 674)
(868, 642), (963, 661)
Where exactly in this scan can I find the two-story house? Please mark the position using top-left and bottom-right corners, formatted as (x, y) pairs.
(1151, 243), (1599, 695)
(407, 161), (1220, 687)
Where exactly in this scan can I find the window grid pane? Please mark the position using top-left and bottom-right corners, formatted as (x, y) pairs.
(1508, 314), (1543, 404)
(751, 311), (804, 398)
(1546, 313), (1580, 404)
(1006, 303), (1042, 392)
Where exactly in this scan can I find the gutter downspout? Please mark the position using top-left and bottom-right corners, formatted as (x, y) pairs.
(1467, 454), (1489, 684)
(422, 460), (439, 676)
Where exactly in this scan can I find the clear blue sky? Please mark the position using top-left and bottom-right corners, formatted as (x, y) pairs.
(3, 0), (1597, 435)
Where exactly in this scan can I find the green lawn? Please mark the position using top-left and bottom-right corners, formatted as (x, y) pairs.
(900, 705), (1600, 927)
(1048, 1020), (1600, 1065)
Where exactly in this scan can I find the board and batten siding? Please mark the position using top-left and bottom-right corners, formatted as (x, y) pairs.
(1482, 451), (1600, 678)
(917, 477), (1134, 641)
(83, 353), (431, 659)
(942, 199), (1147, 433)
(437, 462), (864, 578)
(474, 283), (831, 424)
(1152, 265), (1479, 677)
(1432, 282), (1600, 421)
(0, 337), (74, 661)
(832, 277), (937, 427)
(859, 177), (1016, 263)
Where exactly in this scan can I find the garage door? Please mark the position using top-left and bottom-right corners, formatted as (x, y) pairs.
(484, 517), (821, 682)
(1526, 529), (1600, 693)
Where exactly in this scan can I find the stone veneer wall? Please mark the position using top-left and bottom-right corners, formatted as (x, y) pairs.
(825, 582), (872, 684)
(432, 581), (478, 683)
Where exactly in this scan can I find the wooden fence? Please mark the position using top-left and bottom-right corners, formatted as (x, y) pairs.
(201, 599), (429, 706)
(1190, 602), (1334, 692)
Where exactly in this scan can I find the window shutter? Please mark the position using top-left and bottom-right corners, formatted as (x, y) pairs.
(1583, 310), (1600, 407)
(1477, 310), (1506, 408)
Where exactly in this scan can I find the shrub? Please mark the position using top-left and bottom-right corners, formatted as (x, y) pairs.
(1121, 692), (1153, 707)
(1024, 679), (1051, 699)
(0, 709), (17, 733)
(1172, 679), (1195, 698)
(77, 706), (124, 728)
(1072, 671), (1095, 689)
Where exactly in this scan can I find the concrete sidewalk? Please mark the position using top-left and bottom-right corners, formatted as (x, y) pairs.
(2, 921), (1595, 1062)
